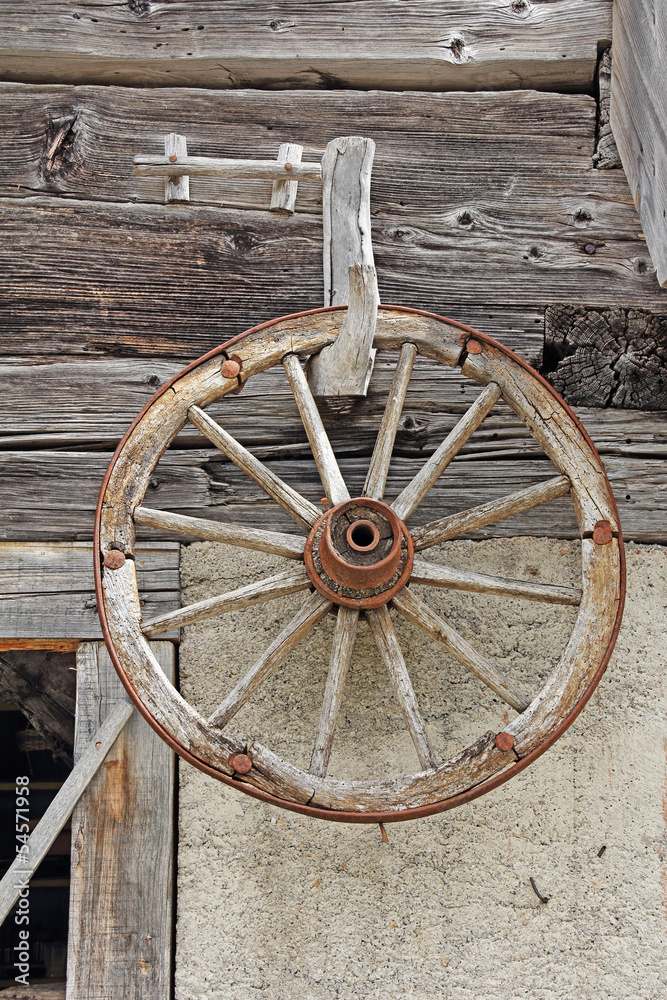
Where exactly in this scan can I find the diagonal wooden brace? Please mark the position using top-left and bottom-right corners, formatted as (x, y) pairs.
(308, 136), (380, 398)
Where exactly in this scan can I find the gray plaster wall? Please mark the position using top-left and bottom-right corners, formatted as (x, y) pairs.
(175, 539), (667, 1000)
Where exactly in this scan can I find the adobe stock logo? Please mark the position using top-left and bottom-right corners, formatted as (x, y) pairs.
(14, 776), (31, 987)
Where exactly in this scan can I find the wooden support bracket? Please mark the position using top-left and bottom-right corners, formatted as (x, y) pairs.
(164, 132), (189, 203)
(134, 139), (320, 210)
(308, 136), (379, 399)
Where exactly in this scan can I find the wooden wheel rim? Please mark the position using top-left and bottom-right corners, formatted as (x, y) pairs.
(95, 305), (625, 823)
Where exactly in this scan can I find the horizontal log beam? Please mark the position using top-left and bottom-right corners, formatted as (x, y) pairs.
(0, 542), (180, 640)
(2, 356), (666, 457)
(0, 3), (611, 92)
(0, 450), (663, 543)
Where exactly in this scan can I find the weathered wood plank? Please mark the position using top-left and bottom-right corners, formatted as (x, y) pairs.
(611, 0), (667, 286)
(1, 194), (663, 363)
(0, 86), (605, 211)
(0, 542), (180, 640)
(0, 2), (611, 92)
(0, 85), (664, 361)
(67, 641), (174, 1000)
(6, 355), (667, 457)
(0, 449), (663, 542)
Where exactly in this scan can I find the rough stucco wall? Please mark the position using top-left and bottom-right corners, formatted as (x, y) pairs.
(175, 539), (667, 1000)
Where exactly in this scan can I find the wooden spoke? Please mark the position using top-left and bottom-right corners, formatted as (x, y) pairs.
(142, 566), (311, 637)
(188, 404), (321, 529)
(392, 589), (531, 713)
(309, 606), (359, 778)
(412, 475), (571, 551)
(282, 353), (350, 506)
(366, 606), (438, 770)
(364, 342), (418, 500)
(392, 382), (502, 521)
(134, 507), (305, 559)
(208, 591), (333, 729)
(411, 558), (582, 606)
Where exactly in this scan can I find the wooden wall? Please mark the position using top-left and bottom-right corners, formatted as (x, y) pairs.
(1, 1), (666, 588)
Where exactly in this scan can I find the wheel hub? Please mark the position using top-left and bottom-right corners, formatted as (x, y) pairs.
(304, 497), (414, 608)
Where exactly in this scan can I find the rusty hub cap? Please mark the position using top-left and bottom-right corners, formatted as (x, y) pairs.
(304, 497), (414, 609)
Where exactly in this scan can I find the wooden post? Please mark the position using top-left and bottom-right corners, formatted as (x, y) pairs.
(66, 642), (175, 1000)
(611, 0), (667, 286)
(308, 136), (379, 398)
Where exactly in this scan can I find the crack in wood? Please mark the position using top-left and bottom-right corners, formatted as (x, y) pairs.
(543, 305), (667, 409)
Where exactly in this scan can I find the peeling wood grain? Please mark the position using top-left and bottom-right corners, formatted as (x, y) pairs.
(0, 86), (604, 211)
(593, 48), (621, 169)
(0, 2), (612, 92)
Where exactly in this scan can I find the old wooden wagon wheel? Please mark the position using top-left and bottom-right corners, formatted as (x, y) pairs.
(95, 305), (625, 823)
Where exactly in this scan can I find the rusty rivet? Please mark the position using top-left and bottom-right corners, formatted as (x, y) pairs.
(104, 550), (126, 570)
(169, 154), (177, 162)
(95, 742), (102, 749)
(466, 339), (483, 355)
(592, 520), (613, 545)
(221, 358), (241, 380)
(229, 752), (253, 774)
(284, 162), (293, 171)
(495, 732), (515, 752)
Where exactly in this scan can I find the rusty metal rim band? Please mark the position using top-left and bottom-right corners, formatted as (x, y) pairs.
(94, 305), (626, 824)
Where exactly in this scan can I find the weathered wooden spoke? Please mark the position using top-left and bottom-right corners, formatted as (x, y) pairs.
(97, 307), (623, 821)
(411, 558), (582, 606)
(392, 381), (502, 521)
(142, 566), (312, 637)
(366, 606), (438, 770)
(208, 591), (332, 729)
(392, 589), (531, 713)
(364, 342), (418, 500)
(283, 353), (350, 506)
(188, 403), (320, 529)
(309, 606), (359, 778)
(412, 475), (571, 551)
(134, 507), (305, 559)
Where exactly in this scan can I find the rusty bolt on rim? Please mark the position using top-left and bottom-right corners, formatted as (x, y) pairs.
(593, 520), (613, 545)
(221, 358), (242, 380)
(229, 753), (253, 775)
(466, 339), (484, 355)
(103, 550), (126, 570)
(169, 155), (177, 163)
(494, 732), (515, 752)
